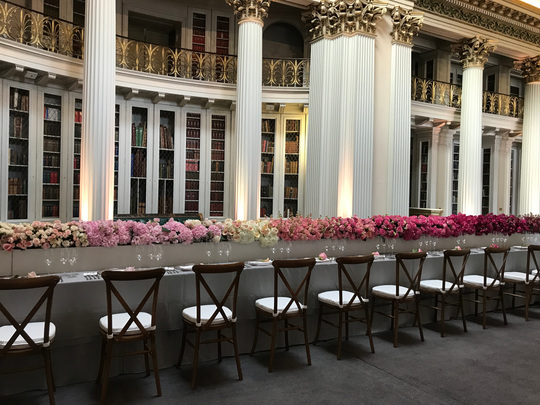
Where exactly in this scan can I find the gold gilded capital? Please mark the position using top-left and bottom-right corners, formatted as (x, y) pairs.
(515, 55), (540, 83)
(303, 0), (388, 43)
(452, 36), (496, 69)
(226, 0), (271, 24)
(389, 6), (423, 45)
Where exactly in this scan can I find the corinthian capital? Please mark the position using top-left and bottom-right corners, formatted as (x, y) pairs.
(514, 55), (540, 83)
(303, 0), (388, 43)
(389, 6), (423, 45)
(452, 36), (496, 69)
(226, 0), (271, 25)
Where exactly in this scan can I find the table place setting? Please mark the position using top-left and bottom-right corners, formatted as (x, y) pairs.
(246, 259), (273, 267)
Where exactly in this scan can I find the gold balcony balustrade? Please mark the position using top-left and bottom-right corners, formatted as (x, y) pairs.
(262, 58), (310, 87)
(412, 77), (524, 119)
(0, 0), (83, 58)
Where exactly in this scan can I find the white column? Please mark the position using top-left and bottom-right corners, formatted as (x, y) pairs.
(436, 128), (455, 216)
(234, 20), (262, 220)
(519, 81), (540, 214)
(429, 128), (440, 209)
(458, 66), (484, 214)
(497, 135), (513, 215)
(80, 0), (115, 220)
(388, 42), (412, 215)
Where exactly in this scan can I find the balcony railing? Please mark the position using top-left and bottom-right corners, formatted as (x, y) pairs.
(412, 77), (524, 119)
(262, 58), (310, 87)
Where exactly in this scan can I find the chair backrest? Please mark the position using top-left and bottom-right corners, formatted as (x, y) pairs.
(271, 258), (316, 317)
(335, 255), (374, 309)
(526, 245), (540, 284)
(394, 252), (427, 297)
(0, 275), (60, 355)
(101, 268), (165, 340)
(483, 247), (509, 288)
(191, 262), (244, 328)
(441, 249), (471, 291)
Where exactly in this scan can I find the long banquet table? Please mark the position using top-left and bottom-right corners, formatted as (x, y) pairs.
(0, 247), (530, 396)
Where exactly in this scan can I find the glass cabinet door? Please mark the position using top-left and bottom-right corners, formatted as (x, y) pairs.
(185, 112), (201, 215)
(42, 93), (62, 218)
(283, 118), (300, 218)
(209, 115), (226, 217)
(130, 106), (148, 215)
(260, 118), (276, 217)
(158, 109), (175, 215)
(72, 98), (82, 218)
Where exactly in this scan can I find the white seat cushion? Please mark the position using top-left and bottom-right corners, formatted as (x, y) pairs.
(462, 275), (500, 288)
(372, 285), (417, 299)
(99, 312), (153, 335)
(182, 304), (232, 325)
(318, 290), (365, 307)
(419, 279), (460, 293)
(504, 271), (540, 283)
(255, 297), (304, 315)
(0, 322), (56, 350)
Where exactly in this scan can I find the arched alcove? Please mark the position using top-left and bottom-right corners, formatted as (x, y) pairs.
(263, 22), (304, 59)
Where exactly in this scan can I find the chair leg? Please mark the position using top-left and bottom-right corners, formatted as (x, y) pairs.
(96, 337), (106, 383)
(143, 338), (150, 376)
(302, 311), (311, 366)
(512, 284), (517, 308)
(440, 295), (446, 338)
(231, 323), (243, 381)
(499, 287), (507, 325)
(177, 323), (187, 367)
(313, 304), (323, 345)
(390, 301), (395, 331)
(217, 330), (222, 363)
(284, 319), (289, 351)
(415, 296), (424, 342)
(337, 310), (343, 360)
(525, 285), (532, 321)
(482, 290), (487, 329)
(250, 313), (260, 356)
(150, 334), (162, 397)
(345, 312), (350, 341)
(364, 304), (375, 353)
(191, 329), (201, 389)
(99, 340), (114, 405)
(393, 300), (399, 348)
(434, 294), (439, 323)
(268, 318), (278, 373)
(475, 290), (479, 317)
(459, 289), (467, 333)
(43, 347), (55, 405)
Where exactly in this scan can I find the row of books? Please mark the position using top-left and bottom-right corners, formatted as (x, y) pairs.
(261, 139), (275, 153)
(157, 197), (173, 216)
(186, 159), (199, 172)
(8, 200), (28, 220)
(44, 154), (61, 167)
(11, 116), (26, 138)
(285, 140), (299, 154)
(74, 171), (80, 185)
(212, 130), (225, 139)
(210, 191), (223, 201)
(261, 158), (274, 174)
(44, 138), (60, 152)
(74, 110), (83, 123)
(261, 120), (275, 133)
(11, 90), (29, 112)
(284, 186), (298, 199)
(186, 149), (200, 159)
(285, 160), (299, 174)
(211, 161), (224, 172)
(131, 150), (147, 177)
(44, 121), (61, 135)
(73, 185), (79, 200)
(186, 139), (200, 149)
(43, 171), (60, 184)
(212, 139), (225, 150)
(159, 161), (174, 179)
(211, 172), (224, 181)
(186, 118), (201, 129)
(131, 123), (147, 147)
(261, 184), (273, 198)
(185, 190), (199, 200)
(44, 107), (61, 121)
(209, 202), (223, 215)
(9, 148), (28, 165)
(211, 150), (225, 160)
(43, 186), (60, 200)
(185, 180), (199, 190)
(210, 181), (224, 191)
(42, 204), (60, 218)
(286, 120), (300, 131)
(8, 178), (27, 195)
(185, 201), (199, 212)
(211, 118), (226, 129)
(159, 124), (174, 149)
(132, 202), (146, 215)
(186, 129), (201, 139)
(74, 140), (81, 154)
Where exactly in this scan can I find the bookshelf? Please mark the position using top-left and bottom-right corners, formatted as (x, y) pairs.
(130, 106), (148, 215)
(72, 98), (82, 218)
(114, 104), (120, 215)
(158, 109), (175, 215)
(8, 87), (30, 220)
(210, 115), (226, 216)
(260, 118), (276, 217)
(419, 141), (428, 208)
(192, 13), (206, 52)
(42, 93), (62, 218)
(283, 118), (300, 218)
(185, 112), (201, 214)
(482, 148), (491, 215)
(216, 16), (229, 55)
(452, 142), (459, 215)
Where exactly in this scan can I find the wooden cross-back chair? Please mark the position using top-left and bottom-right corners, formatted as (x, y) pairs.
(503, 245), (540, 321)
(177, 262), (244, 389)
(0, 275), (60, 405)
(371, 252), (427, 348)
(313, 255), (375, 359)
(463, 247), (508, 329)
(96, 267), (165, 404)
(250, 258), (316, 372)
(419, 249), (470, 337)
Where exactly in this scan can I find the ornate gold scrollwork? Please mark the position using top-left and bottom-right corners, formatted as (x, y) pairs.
(451, 36), (496, 69)
(389, 6), (423, 45)
(262, 58), (310, 87)
(226, 0), (271, 24)
(514, 55), (540, 83)
(303, 0), (388, 42)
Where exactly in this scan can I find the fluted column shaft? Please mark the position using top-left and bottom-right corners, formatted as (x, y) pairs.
(436, 128), (455, 216)
(458, 66), (483, 214)
(80, 0), (115, 220)
(235, 20), (263, 220)
(520, 82), (540, 214)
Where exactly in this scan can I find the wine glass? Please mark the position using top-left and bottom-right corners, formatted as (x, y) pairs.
(45, 248), (54, 274)
(224, 242), (231, 262)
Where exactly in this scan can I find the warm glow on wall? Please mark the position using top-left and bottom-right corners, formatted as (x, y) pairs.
(337, 176), (353, 218)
